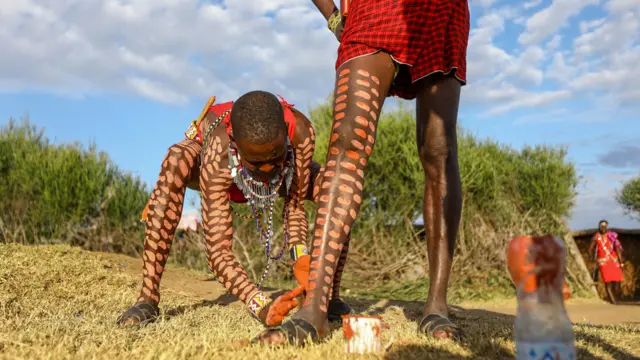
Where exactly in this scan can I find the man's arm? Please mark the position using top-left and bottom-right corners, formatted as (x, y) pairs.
(312, 0), (338, 20)
(199, 130), (301, 326)
(588, 235), (597, 259)
(199, 137), (256, 302)
(616, 245), (624, 264)
(287, 112), (317, 288)
(199, 133), (275, 322)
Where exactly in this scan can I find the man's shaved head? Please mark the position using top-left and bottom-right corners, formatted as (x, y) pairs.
(230, 90), (286, 144)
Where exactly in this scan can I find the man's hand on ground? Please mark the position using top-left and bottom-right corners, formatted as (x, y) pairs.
(262, 285), (305, 327)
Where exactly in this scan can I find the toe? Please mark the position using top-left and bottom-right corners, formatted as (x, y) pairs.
(260, 331), (286, 345)
(432, 329), (448, 339)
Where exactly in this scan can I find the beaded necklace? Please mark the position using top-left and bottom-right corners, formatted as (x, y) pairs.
(198, 109), (294, 288)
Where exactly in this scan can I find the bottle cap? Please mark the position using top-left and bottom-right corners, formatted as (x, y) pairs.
(506, 234), (566, 293)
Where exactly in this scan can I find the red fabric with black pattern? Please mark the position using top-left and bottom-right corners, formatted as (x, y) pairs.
(337, 0), (470, 99)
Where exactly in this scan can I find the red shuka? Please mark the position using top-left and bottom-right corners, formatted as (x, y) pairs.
(594, 232), (624, 283)
(337, 0), (470, 99)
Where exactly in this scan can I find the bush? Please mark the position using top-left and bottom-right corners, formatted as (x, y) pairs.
(617, 176), (640, 221)
(0, 117), (149, 251)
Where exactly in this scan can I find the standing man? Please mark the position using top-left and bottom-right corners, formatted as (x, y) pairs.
(589, 220), (624, 304)
(254, 0), (469, 345)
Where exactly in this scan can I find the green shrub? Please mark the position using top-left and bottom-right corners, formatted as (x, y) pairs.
(617, 176), (640, 221)
(0, 117), (148, 246)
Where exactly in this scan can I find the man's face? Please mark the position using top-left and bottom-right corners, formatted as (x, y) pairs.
(234, 130), (287, 182)
(599, 222), (608, 233)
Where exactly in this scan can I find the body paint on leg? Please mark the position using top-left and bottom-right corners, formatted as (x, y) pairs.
(331, 236), (350, 300)
(303, 64), (393, 318)
(138, 140), (202, 304)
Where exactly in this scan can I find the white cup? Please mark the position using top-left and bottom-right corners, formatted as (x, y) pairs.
(343, 315), (394, 354)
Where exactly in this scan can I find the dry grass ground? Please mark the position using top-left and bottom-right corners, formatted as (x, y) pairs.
(1, 243), (639, 359)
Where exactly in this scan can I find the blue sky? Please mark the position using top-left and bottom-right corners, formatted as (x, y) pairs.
(1, 0), (639, 230)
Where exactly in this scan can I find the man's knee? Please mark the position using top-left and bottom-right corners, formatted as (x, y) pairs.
(164, 142), (200, 171)
(329, 123), (374, 157)
(418, 137), (454, 166)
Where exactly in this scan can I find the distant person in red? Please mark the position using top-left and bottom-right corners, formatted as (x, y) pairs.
(589, 220), (624, 304)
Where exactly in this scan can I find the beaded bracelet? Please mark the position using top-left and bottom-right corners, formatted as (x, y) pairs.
(290, 244), (309, 261)
(247, 291), (272, 319)
(327, 10), (342, 34)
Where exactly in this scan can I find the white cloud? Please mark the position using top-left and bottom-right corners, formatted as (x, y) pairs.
(524, 0), (543, 10)
(0, 0), (639, 118)
(567, 6), (640, 104)
(0, 0), (338, 105)
(605, 0), (640, 13)
(546, 52), (578, 83)
(545, 34), (563, 50)
(518, 0), (601, 46)
(485, 89), (573, 115)
(462, 6), (571, 114)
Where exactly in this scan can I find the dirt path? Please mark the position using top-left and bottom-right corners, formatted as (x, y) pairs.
(98, 252), (640, 326)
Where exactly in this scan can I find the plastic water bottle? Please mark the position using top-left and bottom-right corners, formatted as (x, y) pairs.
(507, 234), (576, 360)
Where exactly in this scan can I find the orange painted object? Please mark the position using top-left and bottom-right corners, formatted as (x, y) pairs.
(293, 254), (310, 290)
(563, 282), (571, 300)
(265, 285), (304, 326)
(506, 234), (565, 294)
(342, 315), (392, 354)
(140, 200), (150, 222)
(341, 0), (349, 17)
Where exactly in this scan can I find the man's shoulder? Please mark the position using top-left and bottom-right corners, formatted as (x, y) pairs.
(288, 107), (313, 134)
(290, 106), (311, 123)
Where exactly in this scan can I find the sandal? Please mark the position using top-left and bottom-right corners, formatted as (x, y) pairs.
(116, 302), (160, 327)
(251, 318), (320, 346)
(327, 298), (354, 322)
(417, 313), (462, 341)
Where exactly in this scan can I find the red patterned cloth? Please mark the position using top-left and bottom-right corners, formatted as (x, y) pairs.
(337, 0), (470, 99)
(196, 96), (297, 204)
(594, 231), (623, 283)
